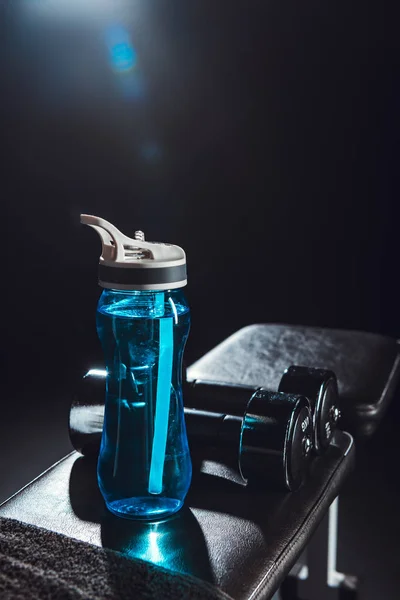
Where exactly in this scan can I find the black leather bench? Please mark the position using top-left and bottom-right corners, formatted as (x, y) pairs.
(187, 324), (400, 440)
(1, 324), (399, 600)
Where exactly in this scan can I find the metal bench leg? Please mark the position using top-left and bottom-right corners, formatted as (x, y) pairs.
(280, 498), (358, 600)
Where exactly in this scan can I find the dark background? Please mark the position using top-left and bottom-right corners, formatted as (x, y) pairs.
(2, 0), (398, 378)
(1, 1), (399, 595)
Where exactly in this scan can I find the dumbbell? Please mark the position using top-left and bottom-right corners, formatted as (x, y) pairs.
(69, 369), (313, 491)
(187, 365), (341, 455)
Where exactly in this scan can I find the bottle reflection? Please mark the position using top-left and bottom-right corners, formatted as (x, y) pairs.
(101, 507), (214, 583)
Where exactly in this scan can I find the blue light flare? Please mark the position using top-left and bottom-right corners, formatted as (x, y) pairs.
(105, 25), (137, 73)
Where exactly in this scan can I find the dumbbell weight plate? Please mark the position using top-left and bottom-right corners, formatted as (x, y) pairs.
(239, 390), (313, 491)
(278, 366), (340, 454)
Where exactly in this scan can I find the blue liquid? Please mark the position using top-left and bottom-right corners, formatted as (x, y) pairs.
(96, 289), (191, 520)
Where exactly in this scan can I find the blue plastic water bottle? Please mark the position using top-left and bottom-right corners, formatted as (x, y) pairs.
(81, 215), (192, 520)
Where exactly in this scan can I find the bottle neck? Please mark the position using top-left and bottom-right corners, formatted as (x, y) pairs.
(102, 288), (183, 295)
(98, 287), (189, 318)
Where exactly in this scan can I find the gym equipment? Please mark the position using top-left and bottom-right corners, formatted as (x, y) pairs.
(69, 370), (313, 491)
(188, 365), (340, 455)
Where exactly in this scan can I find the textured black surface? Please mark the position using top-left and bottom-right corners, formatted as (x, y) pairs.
(0, 432), (354, 600)
(187, 324), (400, 437)
(4, 322), (400, 598)
(0, 517), (229, 600)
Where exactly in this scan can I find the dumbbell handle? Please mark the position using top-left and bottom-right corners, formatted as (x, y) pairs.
(70, 402), (243, 459)
(185, 380), (258, 416)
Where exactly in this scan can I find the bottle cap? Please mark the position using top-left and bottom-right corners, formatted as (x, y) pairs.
(81, 215), (187, 290)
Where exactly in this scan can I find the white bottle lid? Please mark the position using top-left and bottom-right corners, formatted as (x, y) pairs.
(81, 214), (187, 291)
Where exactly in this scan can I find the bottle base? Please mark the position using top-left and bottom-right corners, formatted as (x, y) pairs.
(105, 496), (184, 520)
